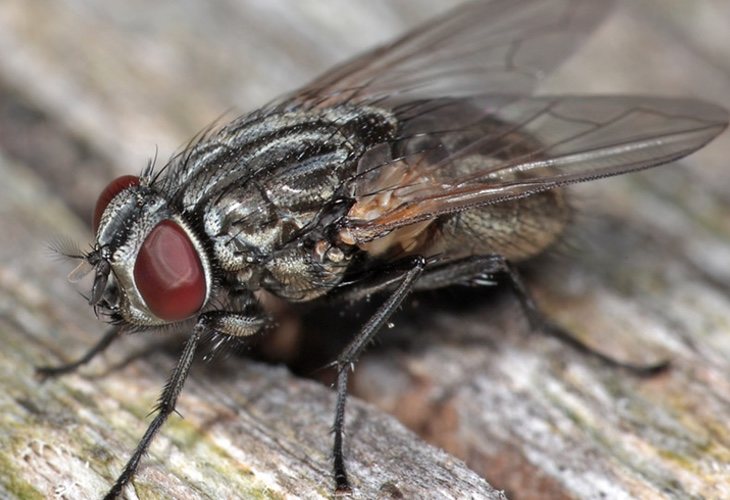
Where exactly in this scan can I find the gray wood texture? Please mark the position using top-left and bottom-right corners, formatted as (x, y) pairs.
(0, 1), (729, 499)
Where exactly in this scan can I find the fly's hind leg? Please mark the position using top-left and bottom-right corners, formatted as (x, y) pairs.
(498, 257), (668, 375)
(414, 254), (668, 375)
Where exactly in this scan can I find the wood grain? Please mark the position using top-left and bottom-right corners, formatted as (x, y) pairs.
(0, 1), (729, 499)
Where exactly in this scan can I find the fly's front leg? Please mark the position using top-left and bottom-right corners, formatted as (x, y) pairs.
(331, 256), (425, 493)
(105, 309), (266, 500)
(36, 325), (122, 379)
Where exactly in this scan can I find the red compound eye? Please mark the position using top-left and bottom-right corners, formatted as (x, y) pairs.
(93, 175), (140, 232)
(133, 220), (207, 321)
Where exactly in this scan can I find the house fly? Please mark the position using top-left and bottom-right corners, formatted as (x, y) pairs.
(38, 0), (728, 497)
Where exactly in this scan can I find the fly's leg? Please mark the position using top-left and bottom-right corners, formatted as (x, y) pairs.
(337, 254), (668, 375)
(104, 326), (201, 500)
(502, 259), (669, 375)
(329, 253), (665, 492)
(105, 310), (265, 500)
(382, 254), (668, 375)
(36, 325), (122, 379)
(455, 254), (670, 376)
(413, 255), (504, 290)
(331, 256), (426, 493)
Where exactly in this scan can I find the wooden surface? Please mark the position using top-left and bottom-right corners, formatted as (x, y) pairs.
(1, 1), (730, 499)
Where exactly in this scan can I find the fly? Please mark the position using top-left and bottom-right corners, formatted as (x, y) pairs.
(37, 0), (728, 497)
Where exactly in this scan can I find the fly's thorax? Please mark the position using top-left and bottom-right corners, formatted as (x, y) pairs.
(165, 103), (398, 214)
(260, 239), (352, 302)
(192, 104), (398, 297)
(95, 183), (212, 326)
(202, 186), (354, 301)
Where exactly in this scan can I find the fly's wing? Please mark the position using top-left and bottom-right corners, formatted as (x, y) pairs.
(162, 0), (610, 196)
(343, 95), (728, 241)
(281, 0), (613, 109)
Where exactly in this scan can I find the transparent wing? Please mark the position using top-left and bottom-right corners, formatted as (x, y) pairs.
(282, 0), (613, 109)
(344, 95), (728, 241)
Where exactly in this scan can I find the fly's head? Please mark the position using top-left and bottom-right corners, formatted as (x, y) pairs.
(74, 175), (212, 327)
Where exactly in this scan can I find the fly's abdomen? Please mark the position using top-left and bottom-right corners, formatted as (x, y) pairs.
(341, 107), (572, 263)
(433, 190), (571, 262)
(350, 189), (570, 263)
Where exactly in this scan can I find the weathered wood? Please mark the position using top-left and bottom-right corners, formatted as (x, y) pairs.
(0, 1), (729, 499)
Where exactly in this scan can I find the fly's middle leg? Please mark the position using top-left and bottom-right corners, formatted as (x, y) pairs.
(330, 256), (426, 493)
